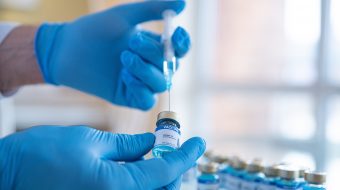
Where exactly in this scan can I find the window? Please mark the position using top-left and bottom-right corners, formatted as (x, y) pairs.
(190, 0), (338, 188)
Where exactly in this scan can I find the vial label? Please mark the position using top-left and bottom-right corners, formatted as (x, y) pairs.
(154, 125), (180, 149)
(198, 183), (220, 190)
(226, 175), (242, 190)
(241, 181), (258, 190)
(218, 173), (229, 188)
(258, 184), (276, 190)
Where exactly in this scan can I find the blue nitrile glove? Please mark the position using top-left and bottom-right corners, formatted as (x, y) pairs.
(35, 1), (191, 110)
(0, 126), (205, 190)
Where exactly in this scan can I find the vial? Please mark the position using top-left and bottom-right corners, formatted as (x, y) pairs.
(152, 111), (180, 158)
(211, 155), (230, 189)
(303, 171), (326, 190)
(241, 159), (265, 190)
(197, 162), (220, 190)
(276, 166), (304, 190)
(298, 167), (309, 187)
(226, 157), (247, 190)
(202, 150), (214, 163)
(257, 165), (280, 190)
(182, 164), (197, 183)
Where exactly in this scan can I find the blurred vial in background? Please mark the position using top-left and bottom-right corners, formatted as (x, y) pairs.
(298, 167), (309, 187)
(197, 162), (220, 190)
(211, 155), (230, 190)
(226, 157), (247, 190)
(152, 111), (180, 158)
(240, 159), (265, 190)
(200, 150), (214, 163)
(257, 164), (280, 190)
(276, 166), (304, 190)
(303, 171), (326, 190)
(183, 163), (197, 183)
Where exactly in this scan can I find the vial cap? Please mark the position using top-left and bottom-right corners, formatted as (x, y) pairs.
(157, 111), (180, 128)
(157, 111), (178, 121)
(246, 159), (264, 173)
(232, 158), (247, 170)
(211, 155), (229, 164)
(264, 165), (279, 177)
(278, 166), (300, 180)
(203, 150), (214, 160)
(198, 162), (219, 173)
(304, 171), (326, 184)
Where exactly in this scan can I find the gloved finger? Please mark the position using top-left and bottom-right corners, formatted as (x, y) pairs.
(129, 28), (190, 70)
(140, 30), (161, 42)
(129, 32), (163, 70)
(121, 69), (156, 110)
(141, 28), (190, 58)
(123, 137), (206, 189)
(121, 51), (166, 93)
(116, 0), (185, 26)
(158, 177), (182, 190)
(99, 132), (155, 162)
(172, 27), (191, 58)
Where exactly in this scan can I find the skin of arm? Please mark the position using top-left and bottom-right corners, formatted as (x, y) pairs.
(0, 26), (43, 95)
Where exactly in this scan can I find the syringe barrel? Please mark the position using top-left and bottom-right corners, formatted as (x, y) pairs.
(162, 10), (176, 62)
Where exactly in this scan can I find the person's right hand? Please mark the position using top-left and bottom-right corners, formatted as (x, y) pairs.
(0, 126), (205, 190)
(35, 0), (191, 110)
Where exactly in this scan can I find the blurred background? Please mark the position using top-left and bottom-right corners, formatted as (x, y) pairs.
(0, 0), (339, 188)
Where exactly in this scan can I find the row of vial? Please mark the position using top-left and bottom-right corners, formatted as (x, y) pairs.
(185, 152), (327, 190)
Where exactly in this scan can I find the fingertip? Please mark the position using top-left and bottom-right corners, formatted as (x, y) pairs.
(120, 51), (133, 67)
(172, 27), (191, 58)
(139, 94), (156, 111)
(172, 0), (186, 15)
(129, 33), (143, 52)
(180, 137), (206, 159)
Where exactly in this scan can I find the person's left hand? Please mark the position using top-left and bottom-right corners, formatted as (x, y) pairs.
(35, 0), (191, 110)
(0, 126), (205, 190)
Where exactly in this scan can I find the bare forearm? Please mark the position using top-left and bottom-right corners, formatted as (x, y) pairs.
(0, 25), (43, 94)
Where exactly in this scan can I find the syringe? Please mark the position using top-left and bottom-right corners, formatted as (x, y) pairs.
(162, 10), (177, 111)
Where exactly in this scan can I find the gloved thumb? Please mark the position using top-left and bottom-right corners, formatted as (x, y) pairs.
(116, 0), (185, 25)
(98, 132), (155, 162)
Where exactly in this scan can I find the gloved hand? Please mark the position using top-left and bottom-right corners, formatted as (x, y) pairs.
(0, 126), (205, 190)
(35, 1), (191, 110)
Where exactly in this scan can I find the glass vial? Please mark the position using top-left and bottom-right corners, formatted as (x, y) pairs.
(303, 171), (326, 190)
(276, 166), (303, 190)
(226, 157), (247, 190)
(241, 159), (265, 190)
(257, 165), (280, 190)
(298, 167), (309, 187)
(197, 162), (220, 190)
(152, 111), (180, 158)
(211, 155), (230, 190)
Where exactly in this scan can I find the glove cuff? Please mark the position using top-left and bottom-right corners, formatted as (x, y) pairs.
(34, 23), (64, 84)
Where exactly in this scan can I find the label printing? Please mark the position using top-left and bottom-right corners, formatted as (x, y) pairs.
(154, 123), (180, 149)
